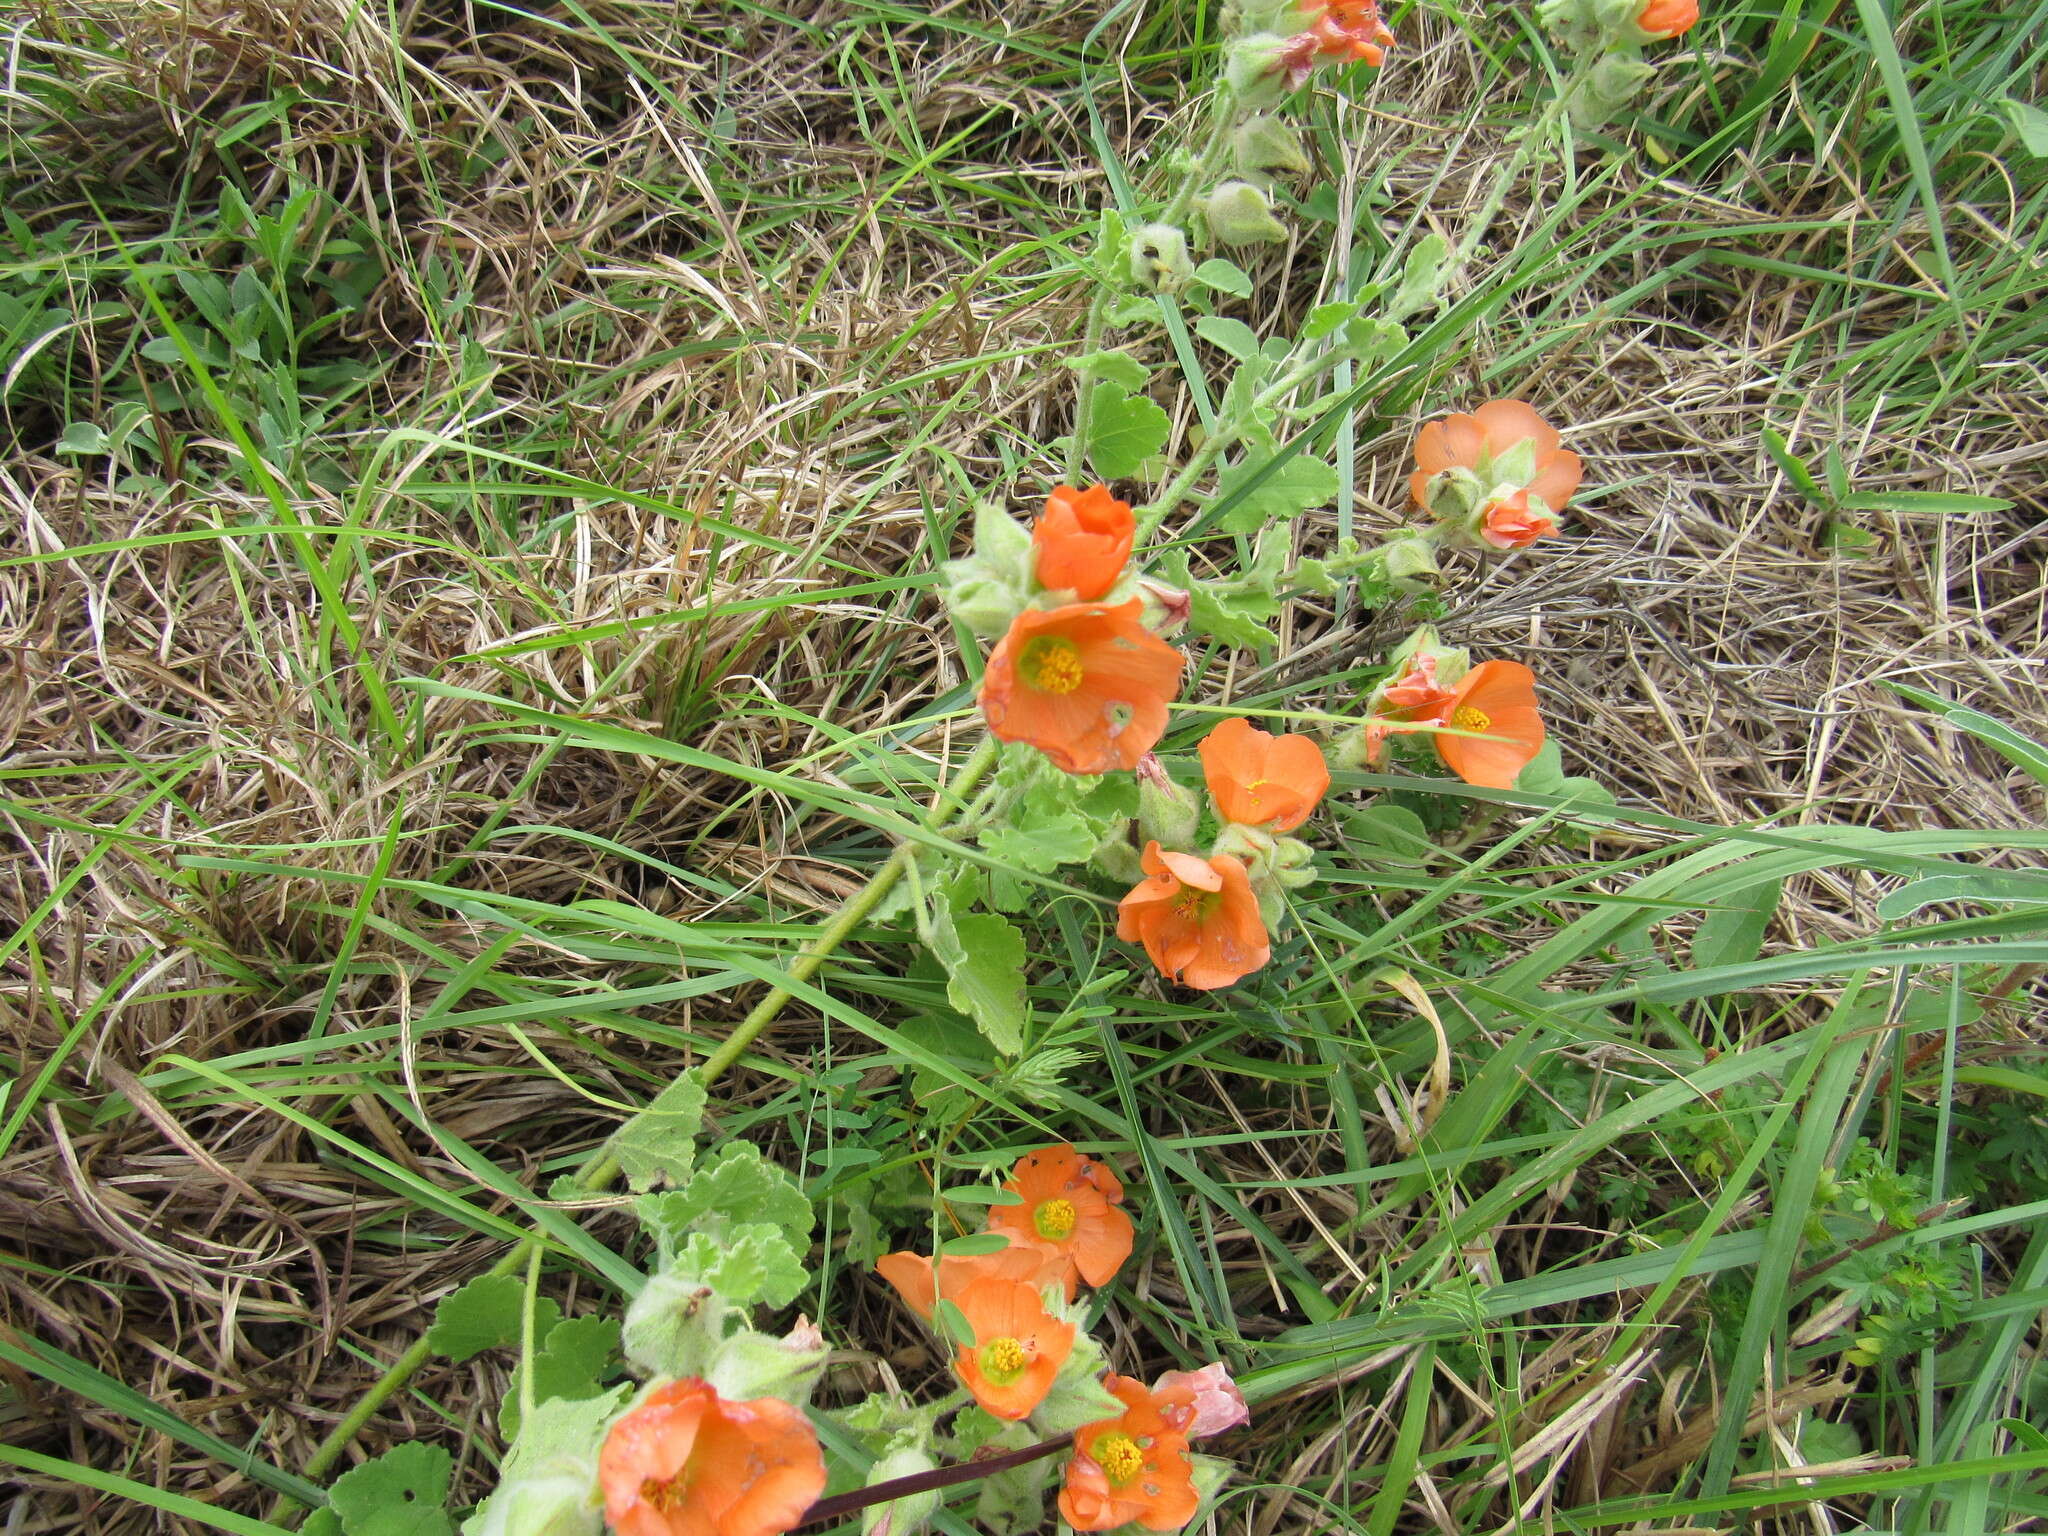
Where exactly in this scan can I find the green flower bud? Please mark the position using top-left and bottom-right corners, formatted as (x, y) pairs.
(1210, 821), (1276, 867)
(1231, 114), (1312, 177)
(621, 1272), (725, 1378)
(705, 1317), (829, 1407)
(863, 1446), (940, 1536)
(938, 503), (1034, 637)
(1222, 36), (1293, 108)
(1136, 755), (1201, 851)
(1090, 825), (1145, 885)
(1377, 531), (1441, 592)
(462, 1470), (603, 1536)
(1421, 464), (1484, 524)
(1127, 223), (1196, 294)
(1570, 52), (1656, 127)
(1189, 1454), (1236, 1520)
(1272, 836), (1317, 889)
(1219, 0), (1297, 36)
(1202, 180), (1290, 248)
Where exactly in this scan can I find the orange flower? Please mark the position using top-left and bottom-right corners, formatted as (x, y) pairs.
(1116, 841), (1270, 991)
(1034, 484), (1135, 601)
(1476, 487), (1558, 550)
(1302, 0), (1395, 66)
(987, 1143), (1135, 1289)
(599, 1378), (825, 1536)
(1409, 399), (1582, 528)
(1058, 1375), (1200, 1532)
(1434, 660), (1545, 790)
(874, 1239), (1072, 1323)
(1637, 0), (1699, 37)
(1359, 652), (1460, 766)
(1199, 716), (1330, 833)
(952, 1275), (1076, 1420)
(979, 602), (1184, 776)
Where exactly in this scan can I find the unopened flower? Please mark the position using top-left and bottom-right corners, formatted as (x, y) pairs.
(1058, 1375), (1200, 1532)
(1034, 485), (1135, 601)
(874, 1240), (1071, 1324)
(1435, 660), (1545, 789)
(1135, 754), (1201, 852)
(953, 1276), (1077, 1420)
(986, 1144), (1135, 1290)
(1409, 400), (1581, 547)
(1116, 841), (1270, 991)
(1202, 181), (1289, 248)
(1152, 1363), (1250, 1439)
(979, 601), (1184, 775)
(1198, 717), (1330, 834)
(1127, 223), (1196, 293)
(598, 1378), (825, 1536)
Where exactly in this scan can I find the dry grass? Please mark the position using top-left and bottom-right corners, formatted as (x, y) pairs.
(2, 0), (2044, 1530)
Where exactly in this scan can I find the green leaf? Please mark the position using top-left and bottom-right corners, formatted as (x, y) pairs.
(919, 885), (1029, 1055)
(1691, 879), (1784, 971)
(1389, 233), (1448, 319)
(1186, 580), (1281, 651)
(328, 1444), (454, 1536)
(669, 1224), (810, 1310)
(942, 1232), (1016, 1256)
(1885, 682), (2048, 788)
(1338, 804), (1434, 866)
(1875, 871), (2048, 921)
(2001, 96), (2048, 158)
(932, 1298), (977, 1349)
(1065, 350), (1149, 393)
(502, 1315), (623, 1439)
(1192, 258), (1252, 297)
(502, 1387), (630, 1479)
(1212, 448), (1339, 535)
(637, 1141), (815, 1255)
(1761, 428), (1826, 503)
(1834, 491), (2014, 515)
(1301, 300), (1361, 340)
(425, 1273), (562, 1363)
(1193, 315), (1262, 362)
(1083, 381), (1169, 481)
(606, 1073), (708, 1192)
(55, 421), (109, 455)
(940, 1185), (1026, 1207)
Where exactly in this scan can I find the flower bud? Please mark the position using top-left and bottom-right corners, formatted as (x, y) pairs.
(1126, 223), (1196, 294)
(1420, 464), (1484, 525)
(704, 1316), (829, 1407)
(862, 1446), (941, 1536)
(1569, 51), (1657, 127)
(1136, 755), (1201, 851)
(1202, 181), (1289, 248)
(939, 503), (1034, 638)
(621, 1272), (725, 1378)
(462, 1470), (603, 1536)
(1135, 576), (1191, 636)
(1219, 0), (1297, 35)
(1272, 836), (1317, 889)
(1089, 825), (1145, 885)
(1154, 1363), (1250, 1438)
(1231, 114), (1312, 177)
(1221, 35), (1293, 107)
(1377, 530), (1441, 592)
(1209, 820), (1276, 867)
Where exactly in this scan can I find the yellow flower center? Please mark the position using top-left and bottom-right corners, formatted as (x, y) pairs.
(1172, 887), (1214, 923)
(980, 1335), (1028, 1382)
(1022, 637), (1085, 695)
(1451, 705), (1491, 732)
(1034, 1197), (1078, 1241)
(1092, 1432), (1144, 1486)
(640, 1475), (688, 1512)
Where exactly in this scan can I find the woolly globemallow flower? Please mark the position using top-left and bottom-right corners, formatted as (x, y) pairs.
(1199, 716), (1330, 833)
(599, 1378), (826, 1536)
(1276, 0), (1395, 81)
(987, 1143), (1135, 1290)
(1634, 0), (1700, 39)
(952, 1275), (1076, 1420)
(1058, 1375), (1201, 1532)
(874, 1238), (1072, 1324)
(1410, 399), (1582, 550)
(1117, 841), (1270, 991)
(1434, 660), (1545, 790)
(1033, 484), (1135, 601)
(979, 601), (1184, 776)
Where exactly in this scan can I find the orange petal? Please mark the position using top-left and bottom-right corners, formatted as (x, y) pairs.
(1472, 399), (1558, 457)
(1527, 448), (1582, 512)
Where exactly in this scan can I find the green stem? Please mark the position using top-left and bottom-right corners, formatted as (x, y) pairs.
(1446, 63), (1582, 278)
(1064, 291), (1111, 483)
(282, 735), (1004, 1514)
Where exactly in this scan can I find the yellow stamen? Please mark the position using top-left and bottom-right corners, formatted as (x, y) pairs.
(1172, 888), (1211, 922)
(979, 1335), (1028, 1382)
(1026, 638), (1085, 695)
(1451, 705), (1491, 732)
(1092, 1432), (1144, 1485)
(640, 1476), (688, 1512)
(1034, 1197), (1078, 1241)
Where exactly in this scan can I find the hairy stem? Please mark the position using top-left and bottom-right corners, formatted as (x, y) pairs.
(791, 1436), (1070, 1531)
(282, 735), (1003, 1512)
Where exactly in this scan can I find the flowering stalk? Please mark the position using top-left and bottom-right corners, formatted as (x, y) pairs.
(282, 735), (1003, 1513)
